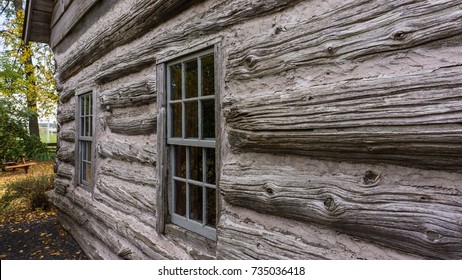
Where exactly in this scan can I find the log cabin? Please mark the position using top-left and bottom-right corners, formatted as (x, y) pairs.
(23, 0), (462, 259)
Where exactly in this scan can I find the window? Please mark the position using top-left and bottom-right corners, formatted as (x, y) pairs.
(166, 49), (216, 240)
(77, 92), (93, 188)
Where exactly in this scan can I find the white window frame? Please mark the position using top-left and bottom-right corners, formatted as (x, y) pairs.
(76, 91), (95, 190)
(164, 48), (217, 240)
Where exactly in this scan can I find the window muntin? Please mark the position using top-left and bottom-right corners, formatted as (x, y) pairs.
(78, 93), (93, 186)
(167, 49), (216, 240)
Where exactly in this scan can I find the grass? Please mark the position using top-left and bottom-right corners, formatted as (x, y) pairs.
(0, 161), (55, 214)
(39, 130), (57, 144)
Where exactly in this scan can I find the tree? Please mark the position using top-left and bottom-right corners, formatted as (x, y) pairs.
(0, 0), (57, 137)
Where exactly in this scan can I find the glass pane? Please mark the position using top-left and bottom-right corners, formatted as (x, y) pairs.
(185, 101), (198, 138)
(201, 54), (214, 96)
(185, 59), (198, 98)
(88, 95), (92, 116)
(189, 184), (203, 222)
(206, 187), (216, 227)
(87, 162), (92, 182)
(170, 63), (182, 100)
(171, 103), (182, 138)
(202, 99), (215, 139)
(189, 147), (202, 182)
(174, 180), (186, 217)
(81, 162), (87, 183)
(85, 117), (91, 137)
(85, 95), (90, 115)
(87, 141), (92, 161)
(206, 148), (216, 184)
(80, 117), (85, 137)
(174, 145), (186, 178)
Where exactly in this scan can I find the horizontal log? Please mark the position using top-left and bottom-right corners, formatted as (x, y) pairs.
(107, 114), (157, 136)
(56, 146), (75, 163)
(224, 66), (462, 171)
(57, 0), (205, 82)
(94, 0), (304, 83)
(99, 80), (156, 109)
(59, 88), (75, 104)
(97, 139), (156, 166)
(227, 0), (462, 80)
(97, 177), (156, 213)
(100, 163), (156, 187)
(54, 178), (70, 196)
(56, 163), (73, 181)
(57, 107), (75, 125)
(48, 188), (174, 259)
(165, 224), (216, 260)
(220, 162), (462, 259)
(217, 211), (415, 259)
(58, 128), (75, 142)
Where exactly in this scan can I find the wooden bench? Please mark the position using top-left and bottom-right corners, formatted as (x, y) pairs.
(2, 156), (37, 174)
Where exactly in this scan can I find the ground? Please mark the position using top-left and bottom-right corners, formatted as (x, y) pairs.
(0, 209), (88, 260)
(0, 161), (88, 260)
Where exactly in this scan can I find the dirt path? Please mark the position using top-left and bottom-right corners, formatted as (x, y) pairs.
(0, 210), (88, 260)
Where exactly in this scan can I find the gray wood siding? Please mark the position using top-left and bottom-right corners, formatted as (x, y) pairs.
(49, 0), (462, 260)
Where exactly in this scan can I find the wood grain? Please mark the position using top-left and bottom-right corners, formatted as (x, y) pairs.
(97, 138), (156, 166)
(224, 66), (462, 171)
(106, 114), (157, 136)
(220, 162), (462, 259)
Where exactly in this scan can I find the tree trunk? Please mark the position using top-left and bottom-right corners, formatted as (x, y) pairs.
(23, 44), (40, 138)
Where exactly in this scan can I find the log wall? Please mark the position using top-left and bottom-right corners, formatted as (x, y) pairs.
(49, 0), (462, 259)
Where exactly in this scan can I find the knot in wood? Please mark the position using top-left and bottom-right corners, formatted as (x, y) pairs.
(327, 45), (335, 54)
(244, 55), (258, 68)
(426, 230), (440, 242)
(363, 170), (380, 186)
(323, 197), (336, 212)
(393, 30), (406, 41)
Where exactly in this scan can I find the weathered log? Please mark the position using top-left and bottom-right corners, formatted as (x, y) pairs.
(57, 107), (75, 125)
(57, 0), (206, 82)
(54, 178), (70, 196)
(94, 0), (304, 83)
(100, 80), (156, 109)
(224, 66), (462, 171)
(165, 224), (216, 260)
(220, 162), (462, 259)
(59, 88), (75, 104)
(107, 114), (157, 136)
(217, 211), (416, 260)
(48, 188), (175, 259)
(97, 139), (156, 165)
(50, 0), (99, 48)
(57, 163), (73, 181)
(56, 146), (75, 163)
(97, 177), (156, 213)
(59, 128), (75, 142)
(100, 163), (156, 187)
(227, 0), (462, 80)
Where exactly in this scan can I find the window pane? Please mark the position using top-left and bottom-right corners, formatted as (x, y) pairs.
(202, 99), (215, 139)
(171, 103), (182, 138)
(185, 59), (198, 98)
(81, 162), (87, 183)
(206, 187), (216, 227)
(189, 184), (203, 222)
(85, 116), (91, 137)
(80, 117), (85, 137)
(174, 180), (186, 217)
(174, 145), (186, 178)
(87, 162), (92, 182)
(206, 148), (215, 184)
(87, 141), (92, 161)
(170, 63), (182, 100)
(189, 147), (202, 182)
(185, 101), (198, 138)
(201, 54), (214, 96)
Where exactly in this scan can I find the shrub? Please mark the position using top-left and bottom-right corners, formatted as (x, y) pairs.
(0, 98), (50, 162)
(0, 173), (56, 213)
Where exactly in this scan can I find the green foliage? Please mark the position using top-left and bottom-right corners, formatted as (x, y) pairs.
(1, 2), (58, 120)
(0, 173), (55, 213)
(0, 97), (49, 162)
